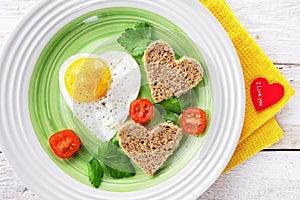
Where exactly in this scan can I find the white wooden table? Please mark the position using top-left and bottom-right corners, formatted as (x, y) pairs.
(1, 0), (299, 199)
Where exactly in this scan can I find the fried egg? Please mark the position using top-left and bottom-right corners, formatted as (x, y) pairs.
(59, 52), (141, 141)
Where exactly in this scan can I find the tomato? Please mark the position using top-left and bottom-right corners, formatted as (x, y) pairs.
(129, 99), (154, 123)
(180, 108), (207, 134)
(49, 130), (81, 158)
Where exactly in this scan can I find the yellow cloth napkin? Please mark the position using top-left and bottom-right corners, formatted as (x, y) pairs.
(198, 0), (295, 172)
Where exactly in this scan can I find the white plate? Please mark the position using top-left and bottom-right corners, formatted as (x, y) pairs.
(0, 0), (245, 199)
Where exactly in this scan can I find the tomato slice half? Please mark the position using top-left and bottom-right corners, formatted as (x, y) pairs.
(129, 99), (154, 123)
(49, 130), (81, 158)
(180, 108), (207, 134)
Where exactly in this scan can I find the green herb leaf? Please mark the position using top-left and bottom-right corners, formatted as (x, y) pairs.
(175, 53), (181, 60)
(133, 55), (144, 66)
(106, 166), (135, 179)
(117, 23), (153, 56)
(159, 90), (198, 116)
(133, 55), (150, 86)
(138, 84), (154, 103)
(110, 133), (120, 147)
(158, 97), (182, 115)
(165, 111), (181, 127)
(87, 157), (104, 188)
(98, 142), (135, 179)
(179, 90), (199, 109)
(134, 23), (152, 29)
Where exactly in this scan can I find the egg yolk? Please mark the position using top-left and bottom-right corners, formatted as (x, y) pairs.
(64, 57), (112, 102)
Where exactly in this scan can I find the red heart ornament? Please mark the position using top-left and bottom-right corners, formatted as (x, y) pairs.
(250, 77), (284, 111)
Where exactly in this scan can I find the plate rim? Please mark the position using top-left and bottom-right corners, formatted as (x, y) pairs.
(0, 0), (245, 199)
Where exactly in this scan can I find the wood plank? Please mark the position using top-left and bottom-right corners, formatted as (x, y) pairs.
(0, 152), (38, 199)
(0, 0), (37, 50)
(2, 151), (300, 199)
(271, 64), (300, 149)
(226, 0), (300, 64)
(198, 151), (300, 200)
(0, 0), (300, 64)
(0, 0), (37, 16)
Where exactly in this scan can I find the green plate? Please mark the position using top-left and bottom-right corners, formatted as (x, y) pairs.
(29, 7), (212, 192)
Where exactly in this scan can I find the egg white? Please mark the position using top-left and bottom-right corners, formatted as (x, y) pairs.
(59, 52), (141, 141)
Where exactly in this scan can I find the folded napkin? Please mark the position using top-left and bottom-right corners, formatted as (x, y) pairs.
(198, 0), (295, 172)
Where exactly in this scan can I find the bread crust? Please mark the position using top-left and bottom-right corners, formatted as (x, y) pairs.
(118, 121), (182, 176)
(143, 40), (203, 103)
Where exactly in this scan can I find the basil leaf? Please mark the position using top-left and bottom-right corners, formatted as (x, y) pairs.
(87, 157), (104, 188)
(138, 84), (154, 103)
(106, 166), (135, 179)
(98, 142), (135, 179)
(165, 111), (181, 127)
(158, 97), (181, 115)
(110, 133), (120, 147)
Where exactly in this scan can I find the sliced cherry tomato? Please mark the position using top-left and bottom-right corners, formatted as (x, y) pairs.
(180, 108), (207, 134)
(49, 130), (81, 158)
(129, 99), (154, 123)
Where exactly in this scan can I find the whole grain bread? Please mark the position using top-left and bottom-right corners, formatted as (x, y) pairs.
(118, 121), (182, 176)
(143, 40), (204, 103)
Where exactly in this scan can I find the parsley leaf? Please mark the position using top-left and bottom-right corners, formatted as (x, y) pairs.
(117, 23), (153, 56)
(87, 157), (104, 188)
(98, 142), (135, 179)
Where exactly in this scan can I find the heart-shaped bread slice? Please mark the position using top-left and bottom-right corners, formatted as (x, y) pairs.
(118, 121), (182, 176)
(143, 40), (204, 103)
